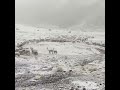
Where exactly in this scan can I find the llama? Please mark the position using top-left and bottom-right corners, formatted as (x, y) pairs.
(30, 47), (38, 59)
(24, 48), (31, 56)
(47, 47), (54, 54)
(53, 48), (57, 54)
(47, 47), (58, 54)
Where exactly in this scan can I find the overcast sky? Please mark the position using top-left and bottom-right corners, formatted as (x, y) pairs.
(15, 0), (105, 28)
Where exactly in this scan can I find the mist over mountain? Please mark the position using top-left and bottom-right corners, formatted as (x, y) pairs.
(15, 0), (105, 31)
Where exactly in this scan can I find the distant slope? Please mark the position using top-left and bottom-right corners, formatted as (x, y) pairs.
(69, 0), (105, 32)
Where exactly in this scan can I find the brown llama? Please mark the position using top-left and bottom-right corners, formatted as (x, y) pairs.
(30, 47), (38, 59)
(47, 47), (54, 54)
(53, 48), (57, 54)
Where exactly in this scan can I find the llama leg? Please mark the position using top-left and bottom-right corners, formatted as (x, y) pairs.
(49, 51), (50, 54)
(51, 51), (53, 54)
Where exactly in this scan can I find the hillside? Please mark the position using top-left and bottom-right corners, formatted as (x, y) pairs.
(15, 24), (105, 90)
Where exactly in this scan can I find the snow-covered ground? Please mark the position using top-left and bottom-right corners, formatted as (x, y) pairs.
(15, 24), (105, 90)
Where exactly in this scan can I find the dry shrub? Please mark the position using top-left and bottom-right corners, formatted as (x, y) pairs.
(56, 67), (64, 72)
(89, 68), (97, 72)
(39, 67), (68, 84)
(16, 28), (19, 30)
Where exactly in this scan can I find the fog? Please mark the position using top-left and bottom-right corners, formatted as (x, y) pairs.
(15, 0), (105, 29)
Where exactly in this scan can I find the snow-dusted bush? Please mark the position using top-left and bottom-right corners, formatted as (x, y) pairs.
(39, 70), (66, 84)
(16, 28), (19, 30)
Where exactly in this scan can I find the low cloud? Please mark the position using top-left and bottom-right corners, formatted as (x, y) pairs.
(15, 0), (105, 28)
